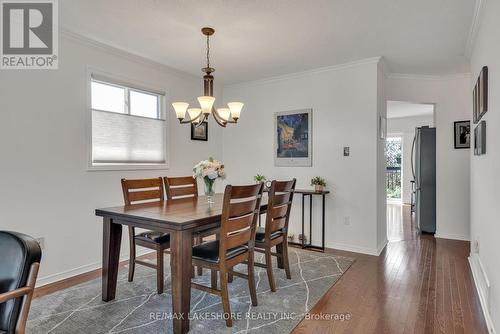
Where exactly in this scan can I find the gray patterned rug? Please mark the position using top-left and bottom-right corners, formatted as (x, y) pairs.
(28, 248), (353, 334)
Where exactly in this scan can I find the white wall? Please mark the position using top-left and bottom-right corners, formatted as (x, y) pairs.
(222, 58), (384, 255)
(385, 74), (471, 241)
(469, 0), (500, 331)
(0, 34), (224, 285)
(387, 114), (434, 203)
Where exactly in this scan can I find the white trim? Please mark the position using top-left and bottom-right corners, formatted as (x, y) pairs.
(85, 66), (171, 171)
(36, 249), (155, 287)
(376, 239), (388, 256)
(60, 28), (198, 81)
(225, 57), (382, 89)
(388, 72), (472, 81)
(434, 232), (470, 241)
(326, 241), (381, 256)
(465, 0), (486, 59)
(468, 254), (496, 333)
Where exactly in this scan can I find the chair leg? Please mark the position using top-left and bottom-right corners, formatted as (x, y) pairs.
(265, 247), (276, 292)
(247, 251), (258, 306)
(282, 240), (291, 279)
(228, 267), (234, 283)
(211, 269), (218, 289)
(276, 243), (284, 269)
(219, 268), (233, 327)
(128, 227), (136, 282)
(156, 246), (164, 294)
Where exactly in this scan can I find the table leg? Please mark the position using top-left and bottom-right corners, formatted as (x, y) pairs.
(322, 194), (326, 251)
(170, 229), (193, 334)
(309, 194), (313, 246)
(301, 194), (305, 248)
(102, 217), (122, 302)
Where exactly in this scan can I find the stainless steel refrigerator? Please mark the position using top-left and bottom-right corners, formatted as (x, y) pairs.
(411, 126), (436, 234)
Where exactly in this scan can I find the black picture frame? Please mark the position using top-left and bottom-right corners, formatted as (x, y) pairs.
(190, 121), (208, 141)
(454, 120), (470, 149)
(473, 66), (488, 124)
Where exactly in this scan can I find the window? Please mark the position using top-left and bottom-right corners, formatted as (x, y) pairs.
(90, 75), (167, 169)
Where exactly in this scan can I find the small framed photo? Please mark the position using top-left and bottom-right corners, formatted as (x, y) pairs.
(191, 121), (208, 141)
(274, 109), (312, 167)
(474, 121), (486, 156)
(454, 120), (470, 149)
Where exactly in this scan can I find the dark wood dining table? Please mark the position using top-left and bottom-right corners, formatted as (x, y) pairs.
(95, 193), (268, 334)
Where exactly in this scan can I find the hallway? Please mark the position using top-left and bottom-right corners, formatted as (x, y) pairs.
(292, 204), (488, 333)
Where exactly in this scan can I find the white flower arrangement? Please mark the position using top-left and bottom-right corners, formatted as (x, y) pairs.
(193, 157), (225, 180)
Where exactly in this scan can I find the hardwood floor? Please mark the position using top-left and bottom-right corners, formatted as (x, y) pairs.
(292, 204), (488, 334)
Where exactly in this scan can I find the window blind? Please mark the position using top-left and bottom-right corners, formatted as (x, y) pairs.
(92, 109), (166, 164)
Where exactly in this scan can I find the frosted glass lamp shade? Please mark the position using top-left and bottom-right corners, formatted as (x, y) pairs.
(172, 102), (189, 119)
(227, 102), (244, 119)
(187, 108), (202, 123)
(217, 108), (231, 121)
(197, 96), (215, 114)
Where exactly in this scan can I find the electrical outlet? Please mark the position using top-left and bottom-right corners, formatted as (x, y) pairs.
(36, 237), (45, 250)
(344, 216), (351, 226)
(473, 239), (479, 254)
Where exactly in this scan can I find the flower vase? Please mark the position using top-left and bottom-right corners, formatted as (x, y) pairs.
(204, 177), (215, 204)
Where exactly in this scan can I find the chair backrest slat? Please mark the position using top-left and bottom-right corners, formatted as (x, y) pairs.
(264, 179), (296, 237)
(219, 184), (263, 261)
(121, 178), (164, 205)
(164, 176), (198, 200)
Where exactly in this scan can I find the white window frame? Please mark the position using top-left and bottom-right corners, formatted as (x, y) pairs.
(86, 67), (170, 171)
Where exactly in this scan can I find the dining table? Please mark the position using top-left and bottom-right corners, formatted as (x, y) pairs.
(95, 193), (268, 334)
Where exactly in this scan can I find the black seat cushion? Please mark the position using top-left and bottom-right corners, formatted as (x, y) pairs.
(135, 231), (170, 244)
(255, 227), (283, 243)
(0, 231), (42, 333)
(192, 240), (248, 264)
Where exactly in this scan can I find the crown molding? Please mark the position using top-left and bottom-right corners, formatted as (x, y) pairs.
(388, 72), (471, 81)
(59, 28), (199, 81)
(225, 56), (382, 88)
(465, 0), (486, 59)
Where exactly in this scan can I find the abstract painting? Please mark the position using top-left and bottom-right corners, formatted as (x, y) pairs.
(274, 109), (312, 166)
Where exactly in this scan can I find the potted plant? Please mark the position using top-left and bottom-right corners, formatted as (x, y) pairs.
(254, 174), (266, 184)
(193, 157), (225, 204)
(311, 176), (326, 192)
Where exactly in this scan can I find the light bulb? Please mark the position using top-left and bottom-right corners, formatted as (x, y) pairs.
(172, 102), (189, 119)
(228, 102), (244, 119)
(197, 96), (215, 114)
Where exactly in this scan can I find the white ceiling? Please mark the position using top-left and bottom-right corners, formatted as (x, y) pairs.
(60, 0), (475, 84)
(387, 101), (434, 119)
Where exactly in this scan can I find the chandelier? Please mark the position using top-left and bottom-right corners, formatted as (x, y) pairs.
(172, 27), (243, 127)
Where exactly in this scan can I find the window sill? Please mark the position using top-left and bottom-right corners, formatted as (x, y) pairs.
(87, 163), (170, 172)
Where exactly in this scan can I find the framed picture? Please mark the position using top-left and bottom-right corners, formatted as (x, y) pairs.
(473, 66), (488, 124)
(454, 120), (470, 149)
(274, 109), (312, 167)
(474, 120), (486, 156)
(379, 116), (387, 139)
(191, 121), (208, 141)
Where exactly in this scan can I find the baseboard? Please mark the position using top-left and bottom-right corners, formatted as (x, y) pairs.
(469, 254), (496, 334)
(435, 232), (470, 241)
(326, 241), (380, 256)
(36, 248), (155, 287)
(377, 239), (388, 255)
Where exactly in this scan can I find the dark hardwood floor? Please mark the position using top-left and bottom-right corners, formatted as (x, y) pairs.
(292, 203), (488, 334)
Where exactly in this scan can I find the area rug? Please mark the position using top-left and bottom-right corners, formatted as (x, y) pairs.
(28, 249), (353, 334)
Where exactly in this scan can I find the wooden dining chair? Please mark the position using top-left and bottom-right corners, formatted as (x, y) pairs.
(191, 183), (263, 327)
(121, 177), (170, 294)
(163, 176), (220, 276)
(254, 179), (296, 292)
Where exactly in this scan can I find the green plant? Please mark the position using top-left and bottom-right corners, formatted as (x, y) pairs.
(386, 185), (401, 199)
(254, 174), (266, 183)
(310, 176), (326, 187)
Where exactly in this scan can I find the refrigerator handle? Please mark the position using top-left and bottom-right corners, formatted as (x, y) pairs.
(411, 133), (416, 181)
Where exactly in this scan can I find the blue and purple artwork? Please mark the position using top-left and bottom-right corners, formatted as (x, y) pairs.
(276, 112), (309, 158)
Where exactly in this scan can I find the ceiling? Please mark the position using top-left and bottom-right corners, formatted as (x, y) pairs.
(387, 101), (434, 119)
(60, 0), (475, 84)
